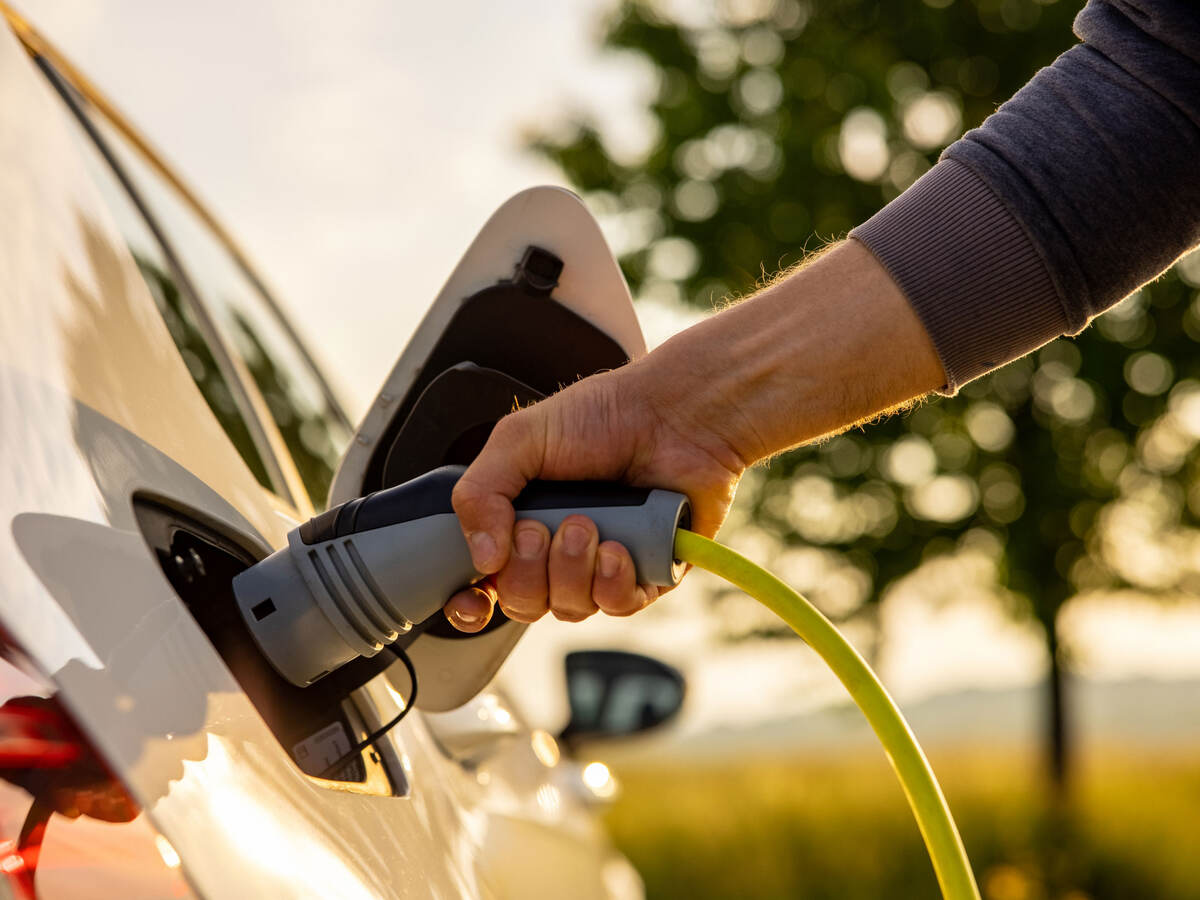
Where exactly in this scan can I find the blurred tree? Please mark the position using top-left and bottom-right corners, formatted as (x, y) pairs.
(530, 0), (1200, 791)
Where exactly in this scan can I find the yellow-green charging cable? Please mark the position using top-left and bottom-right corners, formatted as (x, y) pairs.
(674, 529), (981, 900)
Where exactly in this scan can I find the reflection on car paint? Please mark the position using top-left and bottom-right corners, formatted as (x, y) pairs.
(0, 11), (649, 897)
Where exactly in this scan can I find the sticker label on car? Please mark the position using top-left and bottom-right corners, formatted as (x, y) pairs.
(293, 722), (354, 778)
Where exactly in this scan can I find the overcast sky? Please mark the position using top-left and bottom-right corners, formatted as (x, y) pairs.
(20, 0), (1200, 735)
(24, 0), (665, 414)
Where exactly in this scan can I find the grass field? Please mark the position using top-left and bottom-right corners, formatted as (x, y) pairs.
(604, 745), (1200, 900)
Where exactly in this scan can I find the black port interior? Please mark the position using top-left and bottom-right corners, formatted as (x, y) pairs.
(133, 497), (400, 789)
(360, 247), (630, 495)
(360, 248), (631, 644)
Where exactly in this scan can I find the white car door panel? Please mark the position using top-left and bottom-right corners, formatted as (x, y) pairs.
(1, 11), (645, 899)
(0, 21), (494, 899)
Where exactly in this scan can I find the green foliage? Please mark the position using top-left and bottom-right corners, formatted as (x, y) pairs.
(534, 0), (1078, 302)
(530, 0), (1200, 645)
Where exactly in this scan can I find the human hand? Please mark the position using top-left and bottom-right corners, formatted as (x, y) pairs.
(443, 360), (747, 631)
(441, 239), (945, 632)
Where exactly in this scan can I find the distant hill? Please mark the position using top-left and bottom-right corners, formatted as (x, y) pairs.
(598, 676), (1200, 764)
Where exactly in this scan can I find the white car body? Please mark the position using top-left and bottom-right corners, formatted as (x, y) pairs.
(0, 8), (652, 898)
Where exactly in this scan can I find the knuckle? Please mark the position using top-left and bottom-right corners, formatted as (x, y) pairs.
(548, 580), (596, 621)
(497, 580), (543, 606)
(488, 412), (531, 453)
(551, 606), (595, 623)
(498, 600), (544, 623)
(492, 412), (520, 436)
(450, 475), (475, 502)
(499, 563), (548, 599)
(596, 593), (640, 616)
(451, 481), (487, 520)
(498, 579), (546, 608)
(603, 586), (655, 617)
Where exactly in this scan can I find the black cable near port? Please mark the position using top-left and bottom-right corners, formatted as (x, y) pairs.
(319, 645), (417, 781)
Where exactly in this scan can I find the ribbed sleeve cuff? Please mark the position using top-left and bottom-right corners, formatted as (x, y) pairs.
(849, 159), (1067, 394)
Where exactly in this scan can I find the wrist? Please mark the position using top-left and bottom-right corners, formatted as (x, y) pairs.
(749, 239), (945, 447)
(625, 309), (770, 472)
(627, 240), (944, 466)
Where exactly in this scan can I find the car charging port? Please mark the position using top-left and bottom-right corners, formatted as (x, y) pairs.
(132, 497), (401, 794)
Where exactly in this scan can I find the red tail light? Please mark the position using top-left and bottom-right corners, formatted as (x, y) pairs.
(0, 630), (142, 898)
(0, 699), (84, 769)
(0, 694), (138, 825)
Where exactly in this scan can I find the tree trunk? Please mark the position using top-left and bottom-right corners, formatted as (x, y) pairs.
(858, 601), (883, 672)
(1045, 618), (1070, 796)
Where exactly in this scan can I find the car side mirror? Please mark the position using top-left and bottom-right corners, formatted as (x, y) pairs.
(560, 650), (685, 744)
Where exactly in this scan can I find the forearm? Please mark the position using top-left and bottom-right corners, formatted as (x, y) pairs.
(627, 240), (945, 467)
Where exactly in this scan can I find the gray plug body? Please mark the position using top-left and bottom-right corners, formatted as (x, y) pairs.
(232, 465), (690, 687)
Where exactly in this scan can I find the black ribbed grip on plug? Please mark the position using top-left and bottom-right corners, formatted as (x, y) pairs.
(301, 465), (658, 545)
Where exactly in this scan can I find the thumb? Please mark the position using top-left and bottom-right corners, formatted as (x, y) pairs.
(452, 408), (548, 574)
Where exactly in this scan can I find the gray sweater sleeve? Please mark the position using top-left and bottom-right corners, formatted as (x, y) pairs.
(849, 0), (1200, 393)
